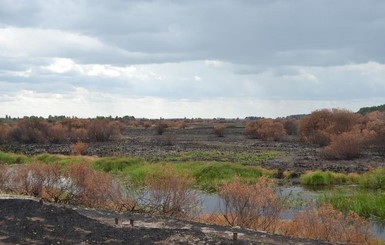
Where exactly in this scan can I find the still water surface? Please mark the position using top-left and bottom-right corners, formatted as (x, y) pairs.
(198, 186), (385, 240)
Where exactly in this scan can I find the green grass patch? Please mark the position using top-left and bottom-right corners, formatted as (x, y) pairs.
(174, 162), (276, 192)
(121, 161), (275, 192)
(320, 190), (385, 220)
(145, 150), (278, 165)
(33, 153), (84, 166)
(93, 156), (144, 173)
(300, 170), (355, 186)
(358, 167), (385, 190)
(0, 151), (29, 164)
(0, 150), (277, 192)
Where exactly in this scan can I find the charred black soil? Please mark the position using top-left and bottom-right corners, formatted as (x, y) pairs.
(0, 197), (331, 245)
(1, 125), (384, 176)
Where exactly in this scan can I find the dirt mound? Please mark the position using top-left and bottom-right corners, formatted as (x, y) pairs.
(0, 197), (331, 245)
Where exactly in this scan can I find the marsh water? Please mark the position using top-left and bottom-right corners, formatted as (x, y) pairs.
(198, 185), (385, 241)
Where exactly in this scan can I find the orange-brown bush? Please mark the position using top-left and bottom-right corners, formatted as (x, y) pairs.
(10, 162), (47, 197)
(69, 128), (88, 142)
(245, 119), (286, 141)
(0, 162), (125, 209)
(283, 119), (299, 136)
(322, 131), (365, 160)
(70, 142), (88, 156)
(47, 124), (68, 143)
(142, 121), (153, 128)
(175, 120), (187, 129)
(218, 177), (285, 232)
(143, 166), (200, 218)
(213, 124), (225, 137)
(1, 117), (129, 144)
(0, 124), (10, 143)
(280, 203), (372, 245)
(0, 164), (9, 191)
(361, 111), (385, 154)
(41, 163), (68, 203)
(7, 119), (49, 143)
(64, 163), (123, 208)
(299, 109), (359, 146)
(87, 119), (121, 142)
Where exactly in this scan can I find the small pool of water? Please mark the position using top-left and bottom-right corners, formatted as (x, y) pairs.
(197, 185), (385, 241)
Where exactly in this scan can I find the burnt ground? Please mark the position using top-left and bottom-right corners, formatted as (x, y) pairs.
(1, 124), (384, 175)
(0, 196), (332, 245)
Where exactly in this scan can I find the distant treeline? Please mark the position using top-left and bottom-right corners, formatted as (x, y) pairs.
(357, 104), (385, 115)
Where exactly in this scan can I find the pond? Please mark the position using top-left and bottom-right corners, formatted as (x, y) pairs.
(198, 185), (385, 241)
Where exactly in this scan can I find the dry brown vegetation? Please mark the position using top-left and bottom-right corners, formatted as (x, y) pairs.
(201, 177), (374, 244)
(218, 177), (285, 233)
(0, 160), (379, 244)
(212, 124), (225, 137)
(70, 142), (88, 155)
(1, 118), (124, 144)
(245, 119), (286, 141)
(143, 166), (200, 219)
(0, 162), (127, 209)
(280, 203), (373, 245)
(299, 109), (385, 160)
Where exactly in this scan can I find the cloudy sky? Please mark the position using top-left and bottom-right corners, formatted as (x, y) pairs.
(1, 0), (385, 118)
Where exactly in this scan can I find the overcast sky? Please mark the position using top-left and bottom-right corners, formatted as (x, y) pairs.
(1, 0), (385, 118)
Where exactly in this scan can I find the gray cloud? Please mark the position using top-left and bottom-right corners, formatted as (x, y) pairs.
(0, 0), (385, 117)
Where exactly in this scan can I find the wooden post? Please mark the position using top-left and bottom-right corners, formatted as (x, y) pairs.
(115, 217), (119, 225)
(130, 219), (134, 226)
(233, 232), (238, 241)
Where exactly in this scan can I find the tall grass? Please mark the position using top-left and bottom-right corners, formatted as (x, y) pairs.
(0, 151), (28, 164)
(93, 152), (277, 192)
(320, 191), (385, 220)
(301, 168), (385, 190)
(359, 168), (385, 189)
(113, 161), (276, 192)
(300, 170), (355, 186)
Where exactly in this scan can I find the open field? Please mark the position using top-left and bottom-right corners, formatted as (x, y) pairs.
(1, 123), (384, 176)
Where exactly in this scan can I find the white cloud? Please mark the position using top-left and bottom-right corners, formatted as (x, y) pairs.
(1, 88), (383, 119)
(194, 75), (202, 81)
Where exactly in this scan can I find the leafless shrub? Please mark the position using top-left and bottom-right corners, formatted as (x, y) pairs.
(64, 163), (122, 209)
(70, 142), (88, 156)
(299, 109), (358, 146)
(7, 119), (49, 144)
(0, 124), (10, 143)
(218, 177), (285, 233)
(155, 121), (167, 135)
(361, 111), (385, 154)
(245, 119), (286, 141)
(280, 203), (372, 245)
(69, 128), (88, 142)
(10, 163), (46, 197)
(0, 162), (129, 210)
(322, 131), (364, 160)
(213, 124), (225, 137)
(87, 119), (121, 142)
(143, 166), (200, 219)
(142, 121), (153, 129)
(175, 121), (187, 129)
(283, 119), (299, 136)
(41, 163), (69, 203)
(47, 124), (68, 143)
